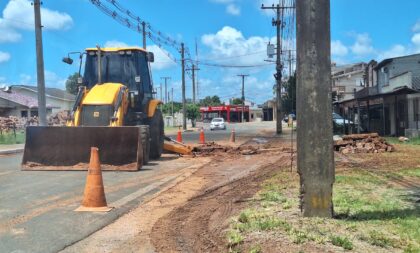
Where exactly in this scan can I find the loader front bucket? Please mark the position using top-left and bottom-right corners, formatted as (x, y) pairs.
(22, 126), (143, 171)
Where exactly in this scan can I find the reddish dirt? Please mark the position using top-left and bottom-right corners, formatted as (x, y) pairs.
(150, 146), (291, 252)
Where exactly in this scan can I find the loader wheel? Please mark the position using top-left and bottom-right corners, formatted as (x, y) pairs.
(149, 109), (164, 159)
(139, 125), (150, 165)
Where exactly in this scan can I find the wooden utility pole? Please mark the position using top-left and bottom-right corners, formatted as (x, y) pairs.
(186, 65), (200, 104)
(161, 77), (171, 103)
(142, 21), (146, 49)
(237, 74), (249, 123)
(296, 0), (334, 217)
(181, 43), (187, 130)
(33, 0), (47, 126)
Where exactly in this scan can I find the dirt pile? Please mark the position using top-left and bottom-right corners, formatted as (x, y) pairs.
(0, 116), (36, 132)
(192, 142), (260, 156)
(334, 133), (395, 154)
(48, 111), (70, 126)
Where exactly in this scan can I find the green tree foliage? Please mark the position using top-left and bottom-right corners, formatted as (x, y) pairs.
(65, 72), (80, 95)
(161, 102), (182, 115)
(199, 95), (221, 106)
(231, 98), (243, 105)
(186, 103), (200, 127)
(282, 73), (296, 114)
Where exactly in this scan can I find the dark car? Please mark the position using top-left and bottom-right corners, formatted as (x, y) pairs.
(283, 113), (296, 123)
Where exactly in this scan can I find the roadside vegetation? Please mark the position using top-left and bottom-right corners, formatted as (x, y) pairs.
(0, 132), (25, 145)
(226, 144), (420, 252)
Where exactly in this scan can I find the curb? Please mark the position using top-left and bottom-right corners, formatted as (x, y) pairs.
(0, 148), (24, 155)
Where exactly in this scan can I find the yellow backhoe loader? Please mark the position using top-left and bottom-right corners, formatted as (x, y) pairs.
(22, 46), (176, 171)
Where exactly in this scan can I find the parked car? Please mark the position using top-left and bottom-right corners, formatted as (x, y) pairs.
(210, 117), (226, 130)
(332, 113), (353, 125)
(283, 113), (296, 123)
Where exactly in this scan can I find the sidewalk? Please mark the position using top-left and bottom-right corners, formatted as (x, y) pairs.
(0, 144), (24, 155)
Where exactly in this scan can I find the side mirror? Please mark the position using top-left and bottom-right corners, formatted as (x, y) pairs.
(147, 52), (154, 63)
(62, 57), (73, 65)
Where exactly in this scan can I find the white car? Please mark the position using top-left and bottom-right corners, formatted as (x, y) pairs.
(210, 118), (226, 130)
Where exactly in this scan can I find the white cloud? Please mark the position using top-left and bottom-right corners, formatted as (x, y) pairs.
(103, 40), (176, 70)
(0, 51), (11, 63)
(331, 40), (348, 57)
(19, 74), (31, 84)
(148, 45), (177, 70)
(378, 44), (408, 60)
(201, 26), (270, 66)
(3, 0), (73, 30)
(411, 33), (420, 52)
(0, 19), (21, 42)
(45, 70), (66, 88)
(104, 40), (130, 48)
(210, 0), (241, 16)
(226, 4), (240, 15)
(351, 33), (375, 56)
(413, 20), (420, 33)
(0, 0), (73, 43)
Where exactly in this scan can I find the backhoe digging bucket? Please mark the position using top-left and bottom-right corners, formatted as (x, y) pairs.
(22, 126), (143, 171)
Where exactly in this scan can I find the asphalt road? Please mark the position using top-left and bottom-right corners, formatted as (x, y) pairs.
(168, 121), (278, 143)
(0, 121), (278, 253)
(0, 153), (203, 253)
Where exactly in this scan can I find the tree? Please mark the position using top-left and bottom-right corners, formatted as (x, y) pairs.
(199, 95), (221, 106)
(161, 102), (182, 115)
(186, 103), (200, 127)
(282, 73), (296, 114)
(231, 98), (243, 105)
(65, 72), (80, 95)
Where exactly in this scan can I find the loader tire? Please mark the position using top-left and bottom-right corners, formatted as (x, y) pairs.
(139, 125), (150, 165)
(149, 109), (164, 159)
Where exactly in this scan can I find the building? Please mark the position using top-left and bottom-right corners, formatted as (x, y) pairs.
(332, 62), (366, 102)
(261, 99), (275, 121)
(334, 53), (420, 137)
(0, 88), (54, 117)
(11, 85), (75, 114)
(200, 105), (250, 123)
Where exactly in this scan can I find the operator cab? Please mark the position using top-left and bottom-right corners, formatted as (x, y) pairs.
(83, 47), (155, 114)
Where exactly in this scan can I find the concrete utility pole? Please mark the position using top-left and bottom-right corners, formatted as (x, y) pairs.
(33, 0), (47, 126)
(186, 65), (200, 104)
(261, 3), (293, 134)
(142, 21), (146, 49)
(161, 77), (171, 103)
(238, 74), (249, 123)
(296, 0), (335, 217)
(181, 43), (187, 130)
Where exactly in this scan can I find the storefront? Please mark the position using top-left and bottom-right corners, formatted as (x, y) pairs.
(200, 105), (250, 123)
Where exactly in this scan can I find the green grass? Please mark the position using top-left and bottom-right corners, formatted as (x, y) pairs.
(227, 230), (244, 247)
(386, 137), (420, 145)
(333, 169), (420, 251)
(330, 235), (353, 250)
(227, 166), (420, 252)
(0, 132), (25, 144)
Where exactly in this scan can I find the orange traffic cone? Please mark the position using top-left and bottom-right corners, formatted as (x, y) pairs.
(176, 127), (183, 143)
(230, 128), (236, 143)
(75, 147), (112, 212)
(199, 128), (206, 144)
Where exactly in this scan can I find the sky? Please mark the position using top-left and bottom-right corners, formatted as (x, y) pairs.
(0, 0), (420, 104)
